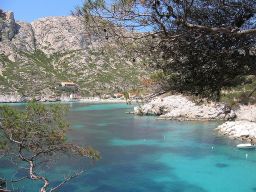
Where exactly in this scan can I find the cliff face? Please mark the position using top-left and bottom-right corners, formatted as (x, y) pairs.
(0, 11), (148, 96)
(31, 16), (91, 54)
(0, 12), (16, 40)
(0, 12), (95, 60)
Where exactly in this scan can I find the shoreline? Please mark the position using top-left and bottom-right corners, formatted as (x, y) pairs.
(133, 94), (236, 121)
(2, 93), (255, 143)
(133, 94), (256, 143)
(0, 97), (140, 104)
(216, 121), (256, 143)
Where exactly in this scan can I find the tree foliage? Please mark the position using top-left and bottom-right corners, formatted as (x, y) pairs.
(76, 0), (256, 100)
(0, 102), (100, 192)
(155, 29), (256, 100)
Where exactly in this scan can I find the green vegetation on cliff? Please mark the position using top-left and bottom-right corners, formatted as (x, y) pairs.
(0, 44), (149, 96)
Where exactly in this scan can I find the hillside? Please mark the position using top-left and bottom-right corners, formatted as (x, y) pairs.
(0, 11), (149, 97)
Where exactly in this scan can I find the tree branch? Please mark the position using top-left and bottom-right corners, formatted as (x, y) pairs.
(184, 22), (256, 35)
(8, 176), (29, 183)
(17, 144), (49, 192)
(49, 170), (84, 192)
(28, 160), (49, 192)
(0, 123), (22, 145)
(237, 28), (256, 35)
(31, 145), (65, 160)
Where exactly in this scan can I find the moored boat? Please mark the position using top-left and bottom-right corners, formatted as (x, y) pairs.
(236, 143), (256, 149)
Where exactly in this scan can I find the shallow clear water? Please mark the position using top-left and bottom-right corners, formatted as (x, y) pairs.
(1, 103), (256, 192)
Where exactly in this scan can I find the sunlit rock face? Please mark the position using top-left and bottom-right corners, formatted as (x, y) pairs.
(31, 16), (91, 54)
(0, 11), (36, 61)
(216, 121), (256, 143)
(0, 11), (148, 96)
(0, 12), (92, 58)
(134, 95), (236, 121)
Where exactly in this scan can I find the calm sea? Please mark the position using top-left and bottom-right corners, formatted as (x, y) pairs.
(1, 103), (256, 192)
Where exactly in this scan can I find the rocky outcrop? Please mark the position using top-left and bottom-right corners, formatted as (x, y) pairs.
(0, 12), (17, 41)
(0, 94), (22, 102)
(0, 13), (96, 60)
(134, 95), (236, 120)
(235, 105), (256, 122)
(31, 16), (92, 54)
(216, 121), (256, 143)
(216, 105), (256, 142)
(0, 11), (20, 61)
(13, 22), (36, 52)
(134, 94), (256, 142)
(0, 21), (36, 61)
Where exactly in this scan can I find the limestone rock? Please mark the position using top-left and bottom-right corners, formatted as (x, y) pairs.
(0, 12), (35, 61)
(134, 95), (236, 121)
(12, 22), (36, 52)
(31, 16), (91, 54)
(0, 94), (21, 102)
(235, 105), (256, 122)
(216, 121), (256, 142)
(0, 11), (17, 40)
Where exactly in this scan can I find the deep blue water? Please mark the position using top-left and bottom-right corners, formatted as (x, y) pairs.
(1, 103), (256, 192)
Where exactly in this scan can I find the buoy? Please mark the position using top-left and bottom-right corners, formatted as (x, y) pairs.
(211, 146), (214, 150)
(246, 153), (248, 159)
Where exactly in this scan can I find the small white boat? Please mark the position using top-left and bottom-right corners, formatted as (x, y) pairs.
(236, 143), (256, 149)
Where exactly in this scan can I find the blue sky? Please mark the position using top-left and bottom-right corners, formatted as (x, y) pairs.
(1, 0), (84, 22)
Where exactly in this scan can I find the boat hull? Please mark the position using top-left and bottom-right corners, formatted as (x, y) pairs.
(237, 144), (256, 149)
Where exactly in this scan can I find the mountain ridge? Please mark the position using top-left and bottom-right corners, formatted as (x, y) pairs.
(0, 11), (149, 97)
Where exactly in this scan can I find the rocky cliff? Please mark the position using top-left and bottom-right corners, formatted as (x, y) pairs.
(0, 11), (149, 96)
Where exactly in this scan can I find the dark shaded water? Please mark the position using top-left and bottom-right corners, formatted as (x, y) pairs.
(1, 103), (256, 192)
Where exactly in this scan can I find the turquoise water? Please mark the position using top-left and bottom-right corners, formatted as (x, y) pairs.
(1, 103), (256, 192)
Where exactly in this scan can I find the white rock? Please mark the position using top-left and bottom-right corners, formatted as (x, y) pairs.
(235, 105), (256, 122)
(0, 94), (21, 102)
(217, 121), (256, 141)
(134, 94), (236, 121)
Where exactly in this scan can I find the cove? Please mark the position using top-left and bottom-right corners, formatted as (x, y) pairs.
(1, 103), (256, 192)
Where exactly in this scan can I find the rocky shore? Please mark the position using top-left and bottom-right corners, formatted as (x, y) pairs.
(134, 95), (236, 120)
(0, 94), (60, 103)
(216, 121), (256, 143)
(133, 94), (256, 142)
(0, 95), (132, 103)
(216, 105), (256, 143)
(0, 95), (22, 103)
